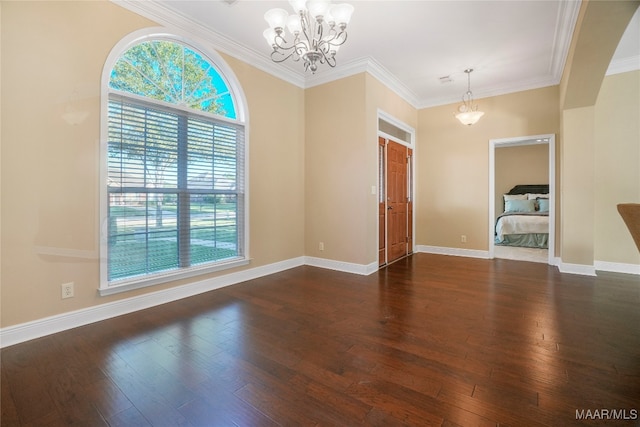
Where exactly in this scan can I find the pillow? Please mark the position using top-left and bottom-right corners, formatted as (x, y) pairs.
(527, 193), (549, 200)
(505, 199), (536, 213)
(537, 198), (550, 212)
(504, 194), (527, 202)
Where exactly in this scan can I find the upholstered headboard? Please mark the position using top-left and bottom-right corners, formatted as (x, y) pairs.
(507, 184), (549, 195)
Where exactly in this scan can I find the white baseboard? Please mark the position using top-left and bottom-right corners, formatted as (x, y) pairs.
(304, 256), (378, 275)
(557, 261), (597, 276)
(0, 257), (305, 349)
(417, 245), (604, 277)
(594, 260), (640, 275)
(4, 252), (633, 348)
(416, 245), (490, 259)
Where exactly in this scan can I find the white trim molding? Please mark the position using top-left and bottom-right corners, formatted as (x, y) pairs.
(5, 252), (634, 348)
(557, 261), (597, 276)
(112, 0), (582, 111)
(99, 27), (251, 295)
(418, 245), (601, 278)
(304, 256), (378, 276)
(0, 256), (381, 349)
(416, 245), (490, 259)
(594, 260), (640, 276)
(606, 55), (640, 76)
(488, 134), (556, 266)
(0, 257), (304, 349)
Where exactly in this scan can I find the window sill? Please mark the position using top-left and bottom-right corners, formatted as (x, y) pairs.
(98, 257), (250, 296)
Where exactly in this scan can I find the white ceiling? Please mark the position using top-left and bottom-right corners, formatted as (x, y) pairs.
(118, 0), (639, 109)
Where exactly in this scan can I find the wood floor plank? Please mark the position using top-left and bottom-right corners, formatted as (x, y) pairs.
(2, 253), (639, 426)
(346, 376), (445, 426)
(181, 380), (279, 427)
(1, 339), (60, 424)
(106, 406), (152, 427)
(0, 360), (20, 426)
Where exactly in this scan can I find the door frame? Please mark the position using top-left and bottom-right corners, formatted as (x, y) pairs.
(378, 110), (416, 266)
(488, 134), (556, 264)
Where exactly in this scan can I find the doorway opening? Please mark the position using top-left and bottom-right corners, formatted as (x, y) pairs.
(378, 111), (415, 267)
(488, 134), (556, 265)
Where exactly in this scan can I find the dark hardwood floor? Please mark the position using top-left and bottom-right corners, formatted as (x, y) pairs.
(2, 253), (640, 426)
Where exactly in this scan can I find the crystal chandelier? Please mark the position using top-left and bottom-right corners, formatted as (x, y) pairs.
(263, 0), (354, 73)
(455, 69), (485, 126)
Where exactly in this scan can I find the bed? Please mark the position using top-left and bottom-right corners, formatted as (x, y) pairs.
(495, 184), (549, 249)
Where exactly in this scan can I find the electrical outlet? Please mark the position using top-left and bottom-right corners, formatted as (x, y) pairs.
(319, 242), (324, 251)
(61, 282), (74, 299)
(461, 235), (467, 243)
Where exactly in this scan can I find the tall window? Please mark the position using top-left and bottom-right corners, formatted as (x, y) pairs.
(101, 36), (247, 294)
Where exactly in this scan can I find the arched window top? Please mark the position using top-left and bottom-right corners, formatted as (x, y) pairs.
(100, 30), (248, 294)
(109, 39), (236, 119)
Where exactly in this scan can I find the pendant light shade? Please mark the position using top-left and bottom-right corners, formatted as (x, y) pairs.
(455, 69), (484, 126)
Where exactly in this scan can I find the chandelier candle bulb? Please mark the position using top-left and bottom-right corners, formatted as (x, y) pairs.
(308, 0), (331, 20)
(330, 3), (354, 27)
(289, 0), (308, 13)
(264, 8), (289, 31)
(287, 15), (302, 34)
(263, 28), (277, 47)
(263, 0), (354, 73)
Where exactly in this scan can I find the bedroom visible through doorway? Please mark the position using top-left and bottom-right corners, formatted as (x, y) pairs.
(489, 134), (556, 265)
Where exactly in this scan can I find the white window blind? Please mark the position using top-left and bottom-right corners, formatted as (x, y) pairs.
(107, 94), (245, 283)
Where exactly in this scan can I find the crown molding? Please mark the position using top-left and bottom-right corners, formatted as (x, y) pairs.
(303, 57), (369, 88)
(606, 55), (640, 76)
(305, 56), (421, 107)
(364, 58), (422, 108)
(417, 74), (559, 109)
(112, 0), (582, 111)
(418, 0), (581, 109)
(549, 0), (581, 81)
(112, 0), (420, 108)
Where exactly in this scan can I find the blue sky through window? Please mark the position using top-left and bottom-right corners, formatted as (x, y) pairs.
(110, 40), (236, 119)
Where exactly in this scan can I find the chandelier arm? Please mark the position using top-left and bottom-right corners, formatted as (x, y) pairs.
(315, 45), (336, 67)
(271, 33), (308, 60)
(272, 33), (294, 52)
(299, 12), (316, 51)
(312, 16), (325, 50)
(270, 49), (298, 63)
(324, 29), (348, 48)
(264, 3), (352, 73)
(324, 51), (337, 67)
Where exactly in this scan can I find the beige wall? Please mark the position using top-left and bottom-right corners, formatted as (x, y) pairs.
(223, 54), (306, 266)
(416, 86), (560, 250)
(1, 0), (638, 332)
(305, 75), (368, 264)
(561, 106), (596, 265)
(559, 73), (640, 267)
(594, 71), (640, 265)
(304, 74), (417, 266)
(495, 144), (549, 215)
(559, 1), (639, 267)
(364, 74), (418, 261)
(0, 1), (305, 327)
